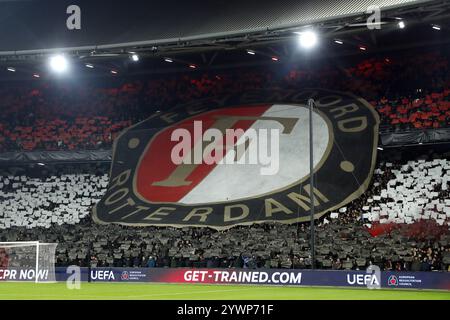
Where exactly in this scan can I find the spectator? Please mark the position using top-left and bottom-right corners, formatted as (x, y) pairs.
(147, 256), (156, 268)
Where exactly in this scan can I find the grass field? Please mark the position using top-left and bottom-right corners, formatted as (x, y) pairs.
(0, 283), (449, 300)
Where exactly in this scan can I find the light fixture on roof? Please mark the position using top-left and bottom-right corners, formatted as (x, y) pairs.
(432, 24), (441, 30)
(111, 70), (118, 75)
(49, 54), (69, 73)
(189, 64), (197, 69)
(33, 74), (40, 78)
(164, 57), (173, 63)
(334, 39), (344, 45)
(37, 162), (45, 166)
(398, 20), (405, 29)
(130, 54), (139, 62)
(295, 30), (318, 49)
(359, 46), (367, 51)
(7, 67), (16, 72)
(85, 63), (94, 69)
(271, 56), (279, 61)
(246, 49), (256, 55)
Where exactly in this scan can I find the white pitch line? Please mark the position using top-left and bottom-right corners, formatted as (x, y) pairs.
(0, 286), (275, 299)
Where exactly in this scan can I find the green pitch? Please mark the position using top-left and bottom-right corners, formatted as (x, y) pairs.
(0, 283), (449, 300)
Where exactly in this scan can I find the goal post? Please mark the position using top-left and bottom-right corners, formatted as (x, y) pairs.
(0, 241), (57, 283)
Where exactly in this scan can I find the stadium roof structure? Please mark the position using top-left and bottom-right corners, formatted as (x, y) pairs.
(0, 0), (448, 58)
(1, 0), (450, 81)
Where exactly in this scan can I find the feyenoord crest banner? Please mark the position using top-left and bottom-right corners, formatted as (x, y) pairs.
(93, 89), (379, 230)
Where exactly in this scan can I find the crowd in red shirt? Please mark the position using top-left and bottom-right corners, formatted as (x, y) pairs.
(0, 49), (449, 152)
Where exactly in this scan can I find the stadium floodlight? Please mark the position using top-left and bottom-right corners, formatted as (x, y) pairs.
(7, 67), (16, 72)
(398, 21), (405, 29)
(131, 54), (139, 62)
(49, 54), (69, 73)
(164, 57), (173, 63)
(334, 39), (344, 45)
(296, 31), (318, 49)
(85, 63), (94, 68)
(432, 24), (441, 30)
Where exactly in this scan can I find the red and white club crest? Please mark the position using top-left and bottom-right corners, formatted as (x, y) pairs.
(93, 89), (379, 229)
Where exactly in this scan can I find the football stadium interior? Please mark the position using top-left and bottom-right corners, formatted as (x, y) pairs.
(0, 0), (450, 301)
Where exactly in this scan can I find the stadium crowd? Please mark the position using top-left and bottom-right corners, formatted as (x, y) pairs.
(0, 149), (448, 271)
(0, 48), (449, 152)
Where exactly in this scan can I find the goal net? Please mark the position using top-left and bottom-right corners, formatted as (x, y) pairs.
(0, 241), (57, 283)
